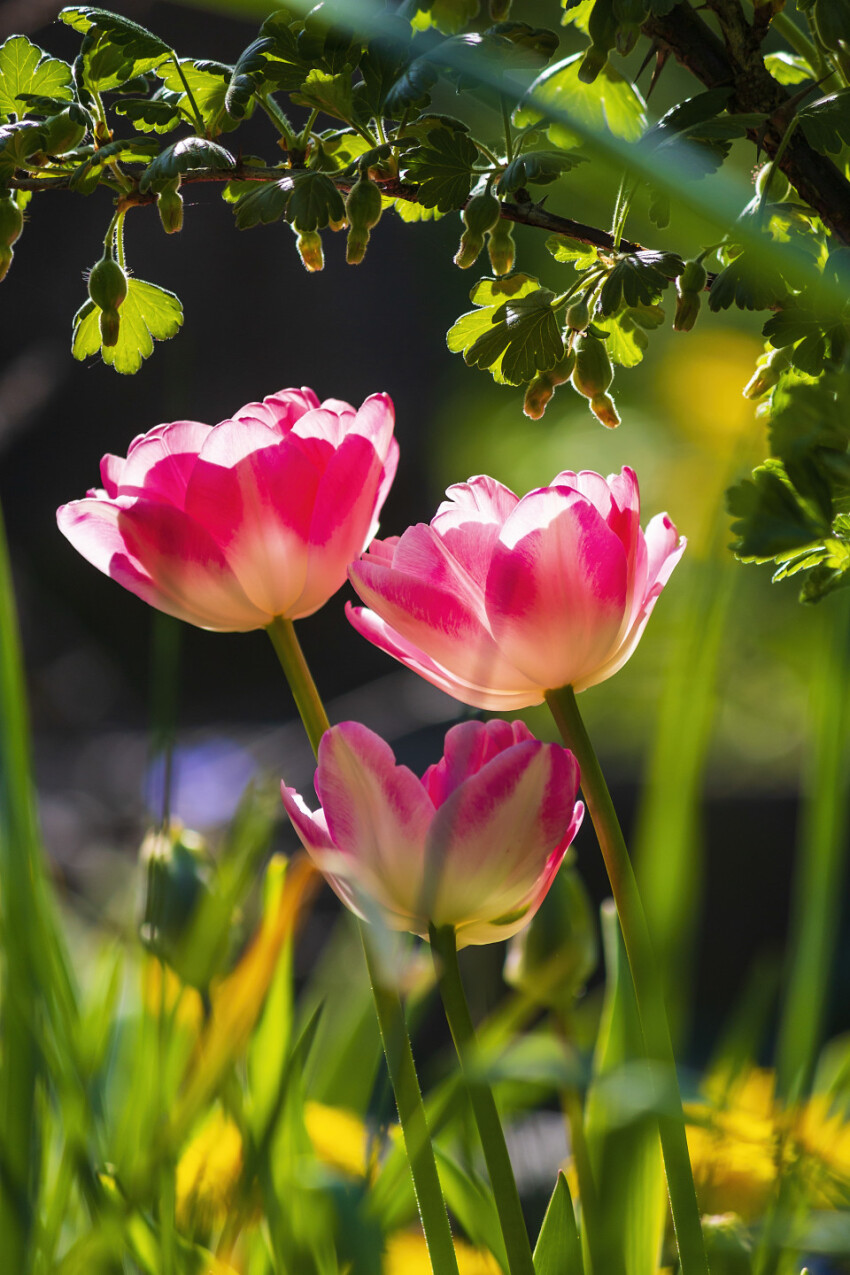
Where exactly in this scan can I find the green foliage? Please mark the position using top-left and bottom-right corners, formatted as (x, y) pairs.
(533, 1173), (584, 1274)
(515, 51), (647, 146)
(402, 126), (479, 211)
(598, 250), (683, 314)
(448, 274), (564, 384)
(496, 148), (586, 194)
(798, 89), (850, 157)
(72, 276), (183, 373)
(0, 36), (72, 117)
(139, 137), (234, 192)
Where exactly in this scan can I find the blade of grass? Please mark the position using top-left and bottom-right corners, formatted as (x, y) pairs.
(777, 590), (850, 1098)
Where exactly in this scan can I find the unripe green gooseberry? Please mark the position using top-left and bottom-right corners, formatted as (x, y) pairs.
(157, 178), (184, 235)
(755, 162), (791, 203)
(565, 297), (590, 331)
(571, 332), (613, 399)
(345, 176), (383, 265)
(0, 196), (23, 248)
(523, 350), (576, 419)
(487, 218), (515, 277)
(0, 245), (13, 283)
(295, 228), (324, 272)
(88, 255), (128, 312)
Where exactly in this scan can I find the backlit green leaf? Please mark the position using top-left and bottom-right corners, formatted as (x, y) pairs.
(403, 126), (479, 211)
(515, 52), (647, 147)
(72, 277), (183, 374)
(0, 36), (73, 117)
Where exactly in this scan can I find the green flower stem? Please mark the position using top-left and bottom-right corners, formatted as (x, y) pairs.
(264, 617), (459, 1273)
(545, 685), (708, 1275)
(429, 923), (536, 1275)
(266, 617), (331, 758)
(361, 935), (461, 1275)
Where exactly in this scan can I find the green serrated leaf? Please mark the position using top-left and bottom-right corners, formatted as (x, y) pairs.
(402, 126), (479, 212)
(447, 274), (540, 384)
(599, 251), (683, 314)
(545, 235), (599, 270)
(139, 136), (234, 193)
(515, 51), (647, 146)
(799, 89), (850, 157)
(727, 459), (831, 561)
(709, 254), (788, 312)
(72, 277), (183, 374)
(113, 96), (182, 134)
(411, 0), (481, 36)
(232, 179), (291, 228)
(497, 148), (586, 194)
(0, 36), (73, 117)
(466, 288), (564, 384)
(156, 60), (249, 136)
(68, 137), (160, 193)
(287, 170), (345, 230)
(59, 8), (170, 59)
(597, 305), (663, 368)
(291, 68), (353, 121)
(765, 51), (813, 85)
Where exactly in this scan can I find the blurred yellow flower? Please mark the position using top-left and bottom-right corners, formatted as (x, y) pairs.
(304, 1100), (375, 1179)
(686, 1067), (850, 1219)
(176, 1109), (244, 1234)
(141, 954), (204, 1033)
(383, 1231), (501, 1274)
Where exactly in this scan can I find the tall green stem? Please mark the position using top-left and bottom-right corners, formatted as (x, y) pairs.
(266, 617), (331, 757)
(429, 924), (535, 1275)
(545, 686), (708, 1275)
(361, 936), (460, 1275)
(265, 617), (459, 1274)
(777, 592), (850, 1097)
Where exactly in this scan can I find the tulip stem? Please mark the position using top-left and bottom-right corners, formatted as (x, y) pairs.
(361, 935), (461, 1275)
(266, 617), (331, 759)
(265, 620), (460, 1273)
(545, 685), (708, 1275)
(429, 924), (536, 1275)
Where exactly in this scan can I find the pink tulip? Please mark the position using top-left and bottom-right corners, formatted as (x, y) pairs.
(57, 387), (398, 631)
(281, 719), (583, 946)
(347, 468), (685, 710)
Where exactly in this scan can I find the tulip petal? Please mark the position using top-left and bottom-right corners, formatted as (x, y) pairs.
(232, 387), (320, 434)
(421, 719), (533, 807)
(575, 514), (685, 692)
(424, 740), (581, 934)
(349, 539), (540, 701)
(458, 800), (584, 946)
(57, 497), (269, 630)
(346, 603), (544, 710)
(184, 420), (326, 617)
(116, 499), (272, 629)
(117, 421), (211, 507)
(315, 723), (434, 925)
(486, 488), (628, 691)
(293, 432), (396, 619)
(430, 476), (519, 592)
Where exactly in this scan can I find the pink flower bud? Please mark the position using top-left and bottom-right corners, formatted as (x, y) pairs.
(281, 719), (583, 947)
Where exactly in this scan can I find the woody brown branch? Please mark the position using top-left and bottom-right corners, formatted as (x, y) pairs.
(9, 167), (644, 256)
(643, 0), (850, 244)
